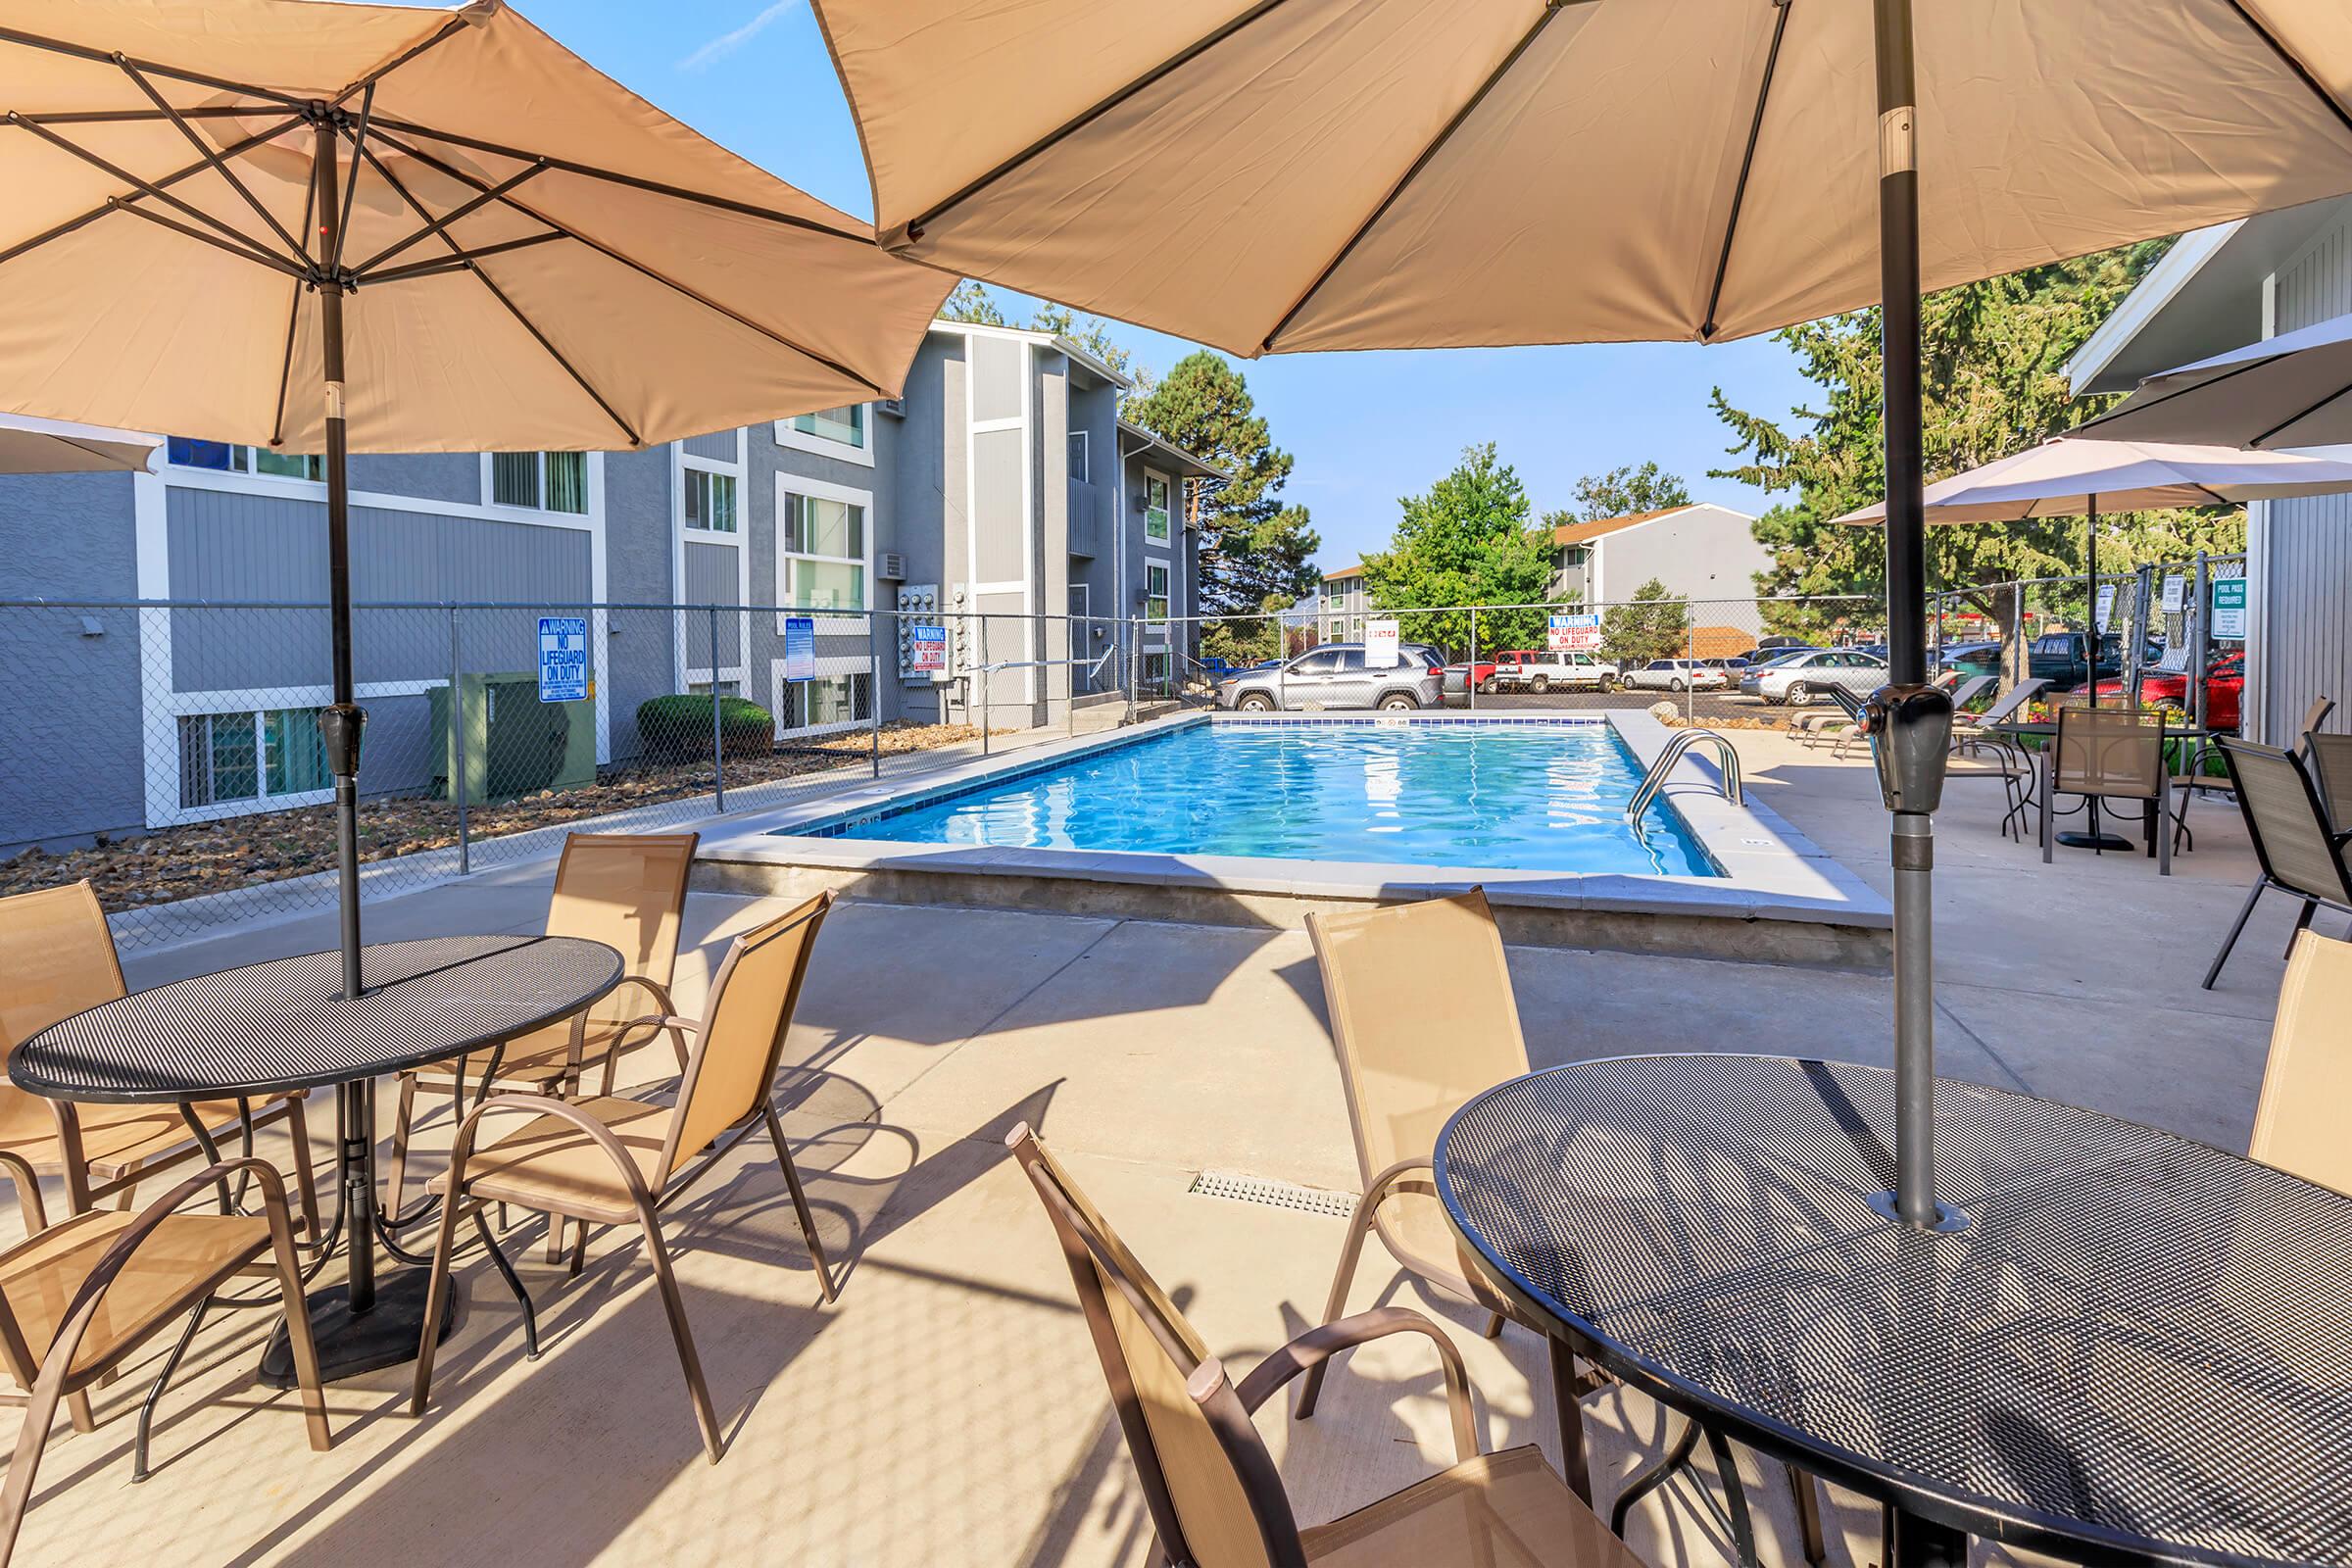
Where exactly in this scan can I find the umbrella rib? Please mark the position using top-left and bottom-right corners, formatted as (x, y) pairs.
(353, 139), (641, 447)
(349, 161), (552, 277)
(2247, 379), (2352, 450)
(1699, 0), (1791, 341)
(2082, 354), (2279, 435)
(270, 172), (319, 451)
(364, 231), (570, 285)
(898, 0), (1299, 244)
(106, 196), (309, 281)
(334, 15), (475, 108)
(0, 114), (304, 270)
(330, 86), (375, 276)
(1256, 1), (1576, 354)
(365, 114), (872, 244)
(115, 58), (310, 266)
(0, 26), (309, 112)
(2221, 0), (2352, 140)
(5, 114), (307, 278)
(368, 125), (886, 395)
(19, 107), (266, 126)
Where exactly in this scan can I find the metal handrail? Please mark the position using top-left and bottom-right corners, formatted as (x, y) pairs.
(1627, 728), (1744, 823)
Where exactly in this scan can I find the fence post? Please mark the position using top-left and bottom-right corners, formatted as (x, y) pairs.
(1125, 616), (1137, 725)
(708, 605), (725, 812)
(2191, 551), (2210, 755)
(449, 604), (469, 877)
(1684, 613), (1695, 723)
(979, 612), (992, 757)
(869, 606), (883, 780)
(1468, 606), (1479, 712)
(1067, 612), (1078, 739)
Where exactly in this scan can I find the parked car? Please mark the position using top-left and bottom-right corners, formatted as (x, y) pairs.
(1487, 648), (1619, 694)
(1943, 632), (2161, 692)
(1740, 648), (1888, 705)
(2089, 648), (2245, 730)
(1731, 640), (1818, 665)
(1937, 641), (2002, 678)
(1623, 659), (1728, 693)
(1217, 641), (1446, 711)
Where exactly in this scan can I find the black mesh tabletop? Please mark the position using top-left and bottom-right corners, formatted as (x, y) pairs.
(10, 936), (622, 1103)
(1435, 1054), (2352, 1567)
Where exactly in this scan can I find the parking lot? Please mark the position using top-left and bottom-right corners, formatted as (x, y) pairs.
(1446, 685), (1775, 724)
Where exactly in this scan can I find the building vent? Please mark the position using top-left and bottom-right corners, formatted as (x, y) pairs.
(878, 551), (907, 581)
(1188, 1170), (1358, 1218)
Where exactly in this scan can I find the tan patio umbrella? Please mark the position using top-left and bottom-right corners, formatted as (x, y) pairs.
(807, 0), (2352, 1237)
(0, 0), (953, 1000)
(0, 415), (157, 472)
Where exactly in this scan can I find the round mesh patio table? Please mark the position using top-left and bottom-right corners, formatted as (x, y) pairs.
(12, 934), (621, 1384)
(1434, 1054), (2352, 1568)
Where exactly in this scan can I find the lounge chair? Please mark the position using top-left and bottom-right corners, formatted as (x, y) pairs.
(385, 831), (699, 1234)
(2040, 705), (2173, 874)
(412, 891), (839, 1463)
(1004, 1122), (1643, 1568)
(0, 1158), (328, 1567)
(2248, 930), (2352, 1197)
(2203, 739), (2352, 989)
(0, 883), (320, 1237)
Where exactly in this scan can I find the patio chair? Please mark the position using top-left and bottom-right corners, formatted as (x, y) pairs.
(0, 1157), (328, 1568)
(411, 891), (839, 1463)
(2306, 731), (2352, 833)
(0, 883), (319, 1236)
(1004, 1122), (1642, 1568)
(1298, 893), (1530, 1422)
(2202, 739), (2352, 989)
(385, 831), (699, 1231)
(2247, 930), (2352, 1198)
(2039, 705), (2174, 875)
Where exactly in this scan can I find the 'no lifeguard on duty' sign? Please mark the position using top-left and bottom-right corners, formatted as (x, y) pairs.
(538, 615), (588, 703)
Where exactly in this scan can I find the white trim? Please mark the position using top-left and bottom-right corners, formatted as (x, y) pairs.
(966, 578), (1025, 596)
(1142, 466), (1174, 548)
(133, 462), (174, 828)
(970, 415), (1023, 434)
(2063, 220), (2245, 394)
(168, 462), (597, 532)
(671, 429), (751, 691)
(929, 318), (1134, 391)
(774, 404), (877, 467)
(1021, 341), (1037, 708)
(1143, 557), (1172, 651)
(774, 471), (875, 630)
(768, 653), (874, 739)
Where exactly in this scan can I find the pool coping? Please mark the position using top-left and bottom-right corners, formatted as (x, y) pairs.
(694, 711), (1891, 950)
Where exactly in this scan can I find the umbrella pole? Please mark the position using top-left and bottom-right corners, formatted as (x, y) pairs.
(313, 117), (367, 1004)
(1871, 0), (1959, 1243)
(2084, 497), (2098, 706)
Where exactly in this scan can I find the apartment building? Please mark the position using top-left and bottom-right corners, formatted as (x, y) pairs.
(0, 318), (1222, 855)
(1550, 504), (1770, 648)
(1315, 562), (1370, 643)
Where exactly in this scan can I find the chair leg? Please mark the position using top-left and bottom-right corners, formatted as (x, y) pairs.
(131, 1298), (210, 1483)
(409, 1192), (469, 1417)
(2203, 879), (2267, 990)
(1294, 1188), (1381, 1421)
(470, 1207), (541, 1360)
(0, 1364), (68, 1568)
(2155, 797), (2172, 877)
(383, 1074), (418, 1225)
(2286, 898), (2318, 959)
(1482, 1312), (1505, 1340)
(641, 1221), (723, 1463)
(2039, 777), (2054, 863)
(760, 1105), (837, 1304)
(283, 1093), (321, 1245)
(1788, 1463), (1828, 1568)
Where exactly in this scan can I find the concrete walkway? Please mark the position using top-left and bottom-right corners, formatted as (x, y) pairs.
(9, 730), (2299, 1567)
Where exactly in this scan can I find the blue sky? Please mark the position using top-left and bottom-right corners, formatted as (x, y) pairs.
(537, 0), (1824, 573)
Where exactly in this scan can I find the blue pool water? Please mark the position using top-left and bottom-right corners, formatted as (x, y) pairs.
(807, 720), (1719, 877)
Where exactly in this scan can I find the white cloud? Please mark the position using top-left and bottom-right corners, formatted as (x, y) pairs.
(676, 0), (801, 72)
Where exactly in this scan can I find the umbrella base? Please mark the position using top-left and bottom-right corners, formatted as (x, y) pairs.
(2054, 830), (2135, 852)
(1866, 1192), (1972, 1233)
(258, 1271), (457, 1387)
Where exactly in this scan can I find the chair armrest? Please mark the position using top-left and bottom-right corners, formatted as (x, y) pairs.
(445, 1094), (661, 1217)
(1234, 1306), (1479, 1464)
(1362, 1155), (1438, 1207)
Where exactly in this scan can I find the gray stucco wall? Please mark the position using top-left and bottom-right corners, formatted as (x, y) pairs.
(0, 471), (146, 853)
(1591, 506), (1769, 636)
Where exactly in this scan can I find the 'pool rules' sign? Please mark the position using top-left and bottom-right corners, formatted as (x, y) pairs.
(537, 616), (587, 702)
(1364, 618), (1399, 667)
(782, 615), (816, 682)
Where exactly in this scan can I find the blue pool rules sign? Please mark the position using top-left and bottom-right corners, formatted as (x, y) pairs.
(783, 615), (817, 682)
(537, 615), (588, 702)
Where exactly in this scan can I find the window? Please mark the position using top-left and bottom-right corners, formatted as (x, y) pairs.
(1068, 429), (1090, 482)
(783, 672), (872, 731)
(1290, 649), (1342, 676)
(782, 493), (867, 612)
(791, 405), (866, 449)
(492, 451), (587, 513)
(1144, 473), (1171, 544)
(685, 468), (737, 533)
(685, 679), (741, 698)
(167, 438), (322, 481)
(1145, 562), (1169, 625)
(177, 707), (325, 809)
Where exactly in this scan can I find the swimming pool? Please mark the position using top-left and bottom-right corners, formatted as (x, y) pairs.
(806, 718), (1717, 877)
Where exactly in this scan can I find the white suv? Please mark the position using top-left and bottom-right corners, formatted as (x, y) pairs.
(1488, 649), (1618, 694)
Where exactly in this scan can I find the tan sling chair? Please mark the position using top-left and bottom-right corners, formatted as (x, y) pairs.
(1008, 1122), (1643, 1568)
(412, 891), (838, 1463)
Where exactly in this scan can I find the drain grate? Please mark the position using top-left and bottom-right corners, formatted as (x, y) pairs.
(1189, 1169), (1360, 1218)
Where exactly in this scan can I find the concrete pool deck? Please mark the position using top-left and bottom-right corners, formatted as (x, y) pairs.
(693, 711), (1893, 967)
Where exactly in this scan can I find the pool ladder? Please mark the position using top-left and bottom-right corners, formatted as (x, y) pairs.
(1627, 729), (1743, 824)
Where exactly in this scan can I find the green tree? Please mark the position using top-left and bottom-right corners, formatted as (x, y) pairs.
(1361, 443), (1554, 656)
(1127, 351), (1321, 617)
(1573, 462), (1691, 520)
(1200, 595), (1291, 663)
(1600, 577), (1691, 668)
(940, 279), (1005, 325)
(1711, 238), (2240, 655)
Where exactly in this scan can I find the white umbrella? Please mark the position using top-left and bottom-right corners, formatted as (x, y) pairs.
(0, 414), (156, 472)
(808, 0), (2352, 1236)
(2084, 312), (2352, 451)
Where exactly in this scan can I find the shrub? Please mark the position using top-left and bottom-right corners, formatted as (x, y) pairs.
(636, 694), (774, 762)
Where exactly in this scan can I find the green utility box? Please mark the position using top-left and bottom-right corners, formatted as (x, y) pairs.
(430, 671), (598, 804)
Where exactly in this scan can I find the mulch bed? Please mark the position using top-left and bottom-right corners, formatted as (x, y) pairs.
(2, 721), (999, 915)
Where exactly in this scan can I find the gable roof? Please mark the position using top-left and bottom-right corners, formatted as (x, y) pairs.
(1551, 505), (1695, 546)
(1320, 561), (1368, 582)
